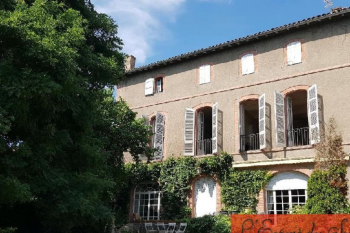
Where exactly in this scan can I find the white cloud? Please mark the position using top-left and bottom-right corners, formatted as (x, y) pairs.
(94, 0), (186, 66)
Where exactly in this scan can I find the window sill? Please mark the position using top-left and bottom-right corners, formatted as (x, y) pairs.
(287, 61), (302, 66)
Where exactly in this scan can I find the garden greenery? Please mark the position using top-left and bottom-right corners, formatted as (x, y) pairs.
(116, 152), (272, 225)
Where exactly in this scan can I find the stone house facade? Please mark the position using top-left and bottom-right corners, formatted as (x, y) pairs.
(119, 8), (350, 220)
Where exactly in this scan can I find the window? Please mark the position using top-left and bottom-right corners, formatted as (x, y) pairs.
(184, 103), (218, 156)
(141, 113), (165, 160)
(199, 64), (211, 84)
(194, 177), (217, 217)
(265, 172), (308, 214)
(241, 53), (255, 75)
(239, 95), (266, 152)
(274, 85), (320, 147)
(155, 77), (163, 93)
(133, 183), (162, 220)
(287, 41), (302, 65)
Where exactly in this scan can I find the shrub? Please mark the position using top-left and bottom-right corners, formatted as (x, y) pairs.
(179, 215), (230, 233)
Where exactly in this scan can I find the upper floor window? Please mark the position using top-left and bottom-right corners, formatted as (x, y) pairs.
(239, 94), (266, 152)
(199, 64), (211, 84)
(274, 85), (320, 148)
(155, 77), (163, 93)
(184, 103), (218, 156)
(287, 41), (302, 65)
(241, 53), (255, 75)
(145, 77), (164, 96)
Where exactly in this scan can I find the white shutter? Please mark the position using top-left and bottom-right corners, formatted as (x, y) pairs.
(154, 112), (165, 159)
(195, 177), (217, 217)
(308, 84), (320, 145)
(212, 102), (218, 154)
(287, 41), (301, 65)
(145, 78), (154, 95)
(287, 42), (295, 65)
(294, 41), (302, 64)
(259, 94), (266, 150)
(199, 65), (210, 84)
(286, 97), (294, 146)
(184, 108), (195, 156)
(242, 54), (254, 75)
(274, 91), (286, 147)
(239, 104), (245, 151)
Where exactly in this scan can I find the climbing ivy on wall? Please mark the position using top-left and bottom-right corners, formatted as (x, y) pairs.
(221, 170), (272, 212)
(115, 152), (272, 225)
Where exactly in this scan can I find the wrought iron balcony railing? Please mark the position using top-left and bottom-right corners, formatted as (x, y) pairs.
(287, 127), (309, 147)
(240, 133), (260, 152)
(196, 139), (212, 155)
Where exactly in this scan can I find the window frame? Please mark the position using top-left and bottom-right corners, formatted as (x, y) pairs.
(285, 39), (304, 66)
(133, 183), (162, 220)
(266, 189), (307, 214)
(198, 63), (212, 85)
(154, 76), (164, 93)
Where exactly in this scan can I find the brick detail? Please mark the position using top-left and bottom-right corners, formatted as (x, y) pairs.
(234, 94), (260, 153)
(281, 85), (309, 96)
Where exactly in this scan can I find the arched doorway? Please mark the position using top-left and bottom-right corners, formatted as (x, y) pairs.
(194, 176), (217, 217)
(265, 172), (308, 214)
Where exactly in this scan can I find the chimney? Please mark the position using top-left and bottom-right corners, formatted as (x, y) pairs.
(125, 55), (136, 71)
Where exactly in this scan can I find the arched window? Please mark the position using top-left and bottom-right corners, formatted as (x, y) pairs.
(194, 177), (217, 217)
(265, 172), (308, 214)
(133, 183), (162, 220)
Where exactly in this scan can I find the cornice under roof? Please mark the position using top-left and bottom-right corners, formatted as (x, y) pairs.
(126, 7), (350, 75)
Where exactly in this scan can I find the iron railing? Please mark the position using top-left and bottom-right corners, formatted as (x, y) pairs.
(196, 139), (212, 155)
(287, 127), (309, 147)
(240, 133), (260, 152)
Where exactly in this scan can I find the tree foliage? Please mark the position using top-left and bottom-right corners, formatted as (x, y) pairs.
(0, 0), (152, 232)
(304, 118), (348, 214)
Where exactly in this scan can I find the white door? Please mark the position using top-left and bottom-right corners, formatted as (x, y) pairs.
(195, 177), (217, 217)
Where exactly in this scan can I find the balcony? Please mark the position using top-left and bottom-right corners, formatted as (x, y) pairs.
(196, 139), (212, 155)
(287, 127), (309, 147)
(240, 133), (260, 152)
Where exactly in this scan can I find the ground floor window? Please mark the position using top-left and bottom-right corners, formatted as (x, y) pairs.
(265, 172), (308, 214)
(133, 183), (161, 220)
(266, 189), (307, 214)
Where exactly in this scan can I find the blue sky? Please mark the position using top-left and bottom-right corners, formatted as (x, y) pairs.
(93, 0), (349, 67)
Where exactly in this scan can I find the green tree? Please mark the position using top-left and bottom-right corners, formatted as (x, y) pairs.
(0, 1), (152, 232)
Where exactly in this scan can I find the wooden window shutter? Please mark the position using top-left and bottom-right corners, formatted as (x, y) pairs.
(294, 41), (302, 64)
(239, 104), (245, 151)
(242, 54), (254, 75)
(274, 91), (286, 147)
(184, 108), (195, 155)
(286, 97), (294, 146)
(199, 65), (210, 84)
(145, 78), (154, 96)
(259, 94), (266, 150)
(154, 112), (165, 159)
(308, 84), (320, 145)
(212, 102), (218, 154)
(287, 42), (295, 65)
